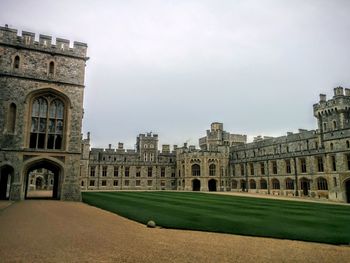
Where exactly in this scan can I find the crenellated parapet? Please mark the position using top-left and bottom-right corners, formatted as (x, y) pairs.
(0, 25), (87, 59)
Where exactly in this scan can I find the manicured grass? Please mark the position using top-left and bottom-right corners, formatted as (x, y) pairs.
(82, 191), (350, 244)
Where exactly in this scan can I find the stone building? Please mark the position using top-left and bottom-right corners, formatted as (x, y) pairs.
(80, 132), (177, 191)
(81, 88), (350, 203)
(0, 25), (88, 201)
(230, 87), (350, 203)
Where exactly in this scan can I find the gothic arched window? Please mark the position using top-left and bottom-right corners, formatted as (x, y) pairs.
(209, 164), (216, 176)
(192, 164), (200, 176)
(29, 95), (65, 149)
(49, 61), (55, 74)
(14, 55), (20, 69)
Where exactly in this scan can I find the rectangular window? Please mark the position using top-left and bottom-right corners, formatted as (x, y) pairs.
(331, 156), (336, 171)
(102, 166), (107, 177)
(148, 167), (152, 177)
(333, 177), (337, 187)
(89, 180), (95, 186)
(136, 167), (141, 177)
(101, 180), (107, 186)
(147, 180), (152, 186)
(249, 163), (254, 175)
(272, 161), (277, 174)
(260, 162), (265, 175)
(347, 154), (350, 170)
(124, 180), (129, 186)
(317, 157), (324, 172)
(113, 180), (118, 186)
(285, 159), (291, 174)
(171, 171), (175, 177)
(240, 164), (244, 176)
(161, 167), (165, 177)
(90, 166), (95, 177)
(114, 166), (119, 177)
(300, 158), (307, 173)
(136, 180), (141, 186)
(125, 167), (130, 177)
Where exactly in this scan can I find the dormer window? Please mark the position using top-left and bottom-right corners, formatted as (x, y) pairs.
(49, 61), (55, 75)
(14, 55), (20, 69)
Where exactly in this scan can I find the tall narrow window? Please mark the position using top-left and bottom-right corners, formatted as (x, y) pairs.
(7, 103), (16, 133)
(285, 159), (291, 174)
(14, 55), (20, 69)
(331, 156), (336, 171)
(209, 164), (216, 176)
(317, 157), (324, 172)
(29, 95), (64, 150)
(49, 61), (55, 74)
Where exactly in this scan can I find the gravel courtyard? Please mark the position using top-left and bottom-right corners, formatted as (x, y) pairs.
(0, 200), (349, 263)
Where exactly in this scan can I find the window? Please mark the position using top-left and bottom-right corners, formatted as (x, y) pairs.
(49, 61), (55, 75)
(346, 154), (350, 170)
(147, 180), (152, 186)
(161, 180), (165, 187)
(136, 167), (141, 177)
(272, 161), (277, 174)
(161, 167), (165, 177)
(113, 180), (118, 186)
(209, 164), (216, 176)
(148, 167), (152, 177)
(333, 120), (337, 130)
(249, 163), (254, 175)
(317, 177), (328, 190)
(89, 180), (95, 186)
(7, 103), (16, 133)
(347, 141), (350, 148)
(260, 179), (267, 189)
(102, 166), (107, 177)
(249, 180), (256, 189)
(136, 180), (141, 186)
(285, 159), (291, 174)
(330, 143), (334, 150)
(260, 162), (265, 175)
(114, 166), (119, 177)
(14, 55), (20, 69)
(315, 141), (318, 149)
(125, 167), (130, 177)
(300, 158), (307, 173)
(90, 166), (95, 177)
(333, 177), (337, 187)
(29, 95), (64, 149)
(81, 181), (84, 186)
(143, 153), (147, 162)
(240, 164), (244, 176)
(323, 123), (327, 131)
(285, 178), (294, 190)
(101, 180), (107, 186)
(331, 156), (336, 171)
(150, 153), (154, 162)
(124, 180), (129, 186)
(272, 179), (280, 189)
(192, 164), (200, 176)
(317, 157), (324, 172)
(171, 171), (175, 177)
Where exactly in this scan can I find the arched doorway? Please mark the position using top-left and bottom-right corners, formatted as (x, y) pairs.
(25, 160), (61, 200)
(0, 165), (14, 200)
(192, 179), (200, 191)
(208, 179), (217, 192)
(300, 178), (310, 196)
(346, 180), (350, 203)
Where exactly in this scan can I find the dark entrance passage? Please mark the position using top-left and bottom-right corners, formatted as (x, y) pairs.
(346, 180), (350, 203)
(25, 160), (60, 200)
(300, 178), (310, 196)
(192, 179), (201, 191)
(0, 165), (14, 200)
(240, 180), (246, 191)
(208, 179), (217, 192)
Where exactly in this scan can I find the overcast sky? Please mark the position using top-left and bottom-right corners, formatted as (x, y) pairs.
(1, 0), (350, 149)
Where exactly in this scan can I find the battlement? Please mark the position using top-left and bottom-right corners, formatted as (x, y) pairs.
(313, 87), (350, 115)
(0, 25), (88, 59)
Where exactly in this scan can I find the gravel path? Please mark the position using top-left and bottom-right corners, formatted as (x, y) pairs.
(0, 200), (349, 263)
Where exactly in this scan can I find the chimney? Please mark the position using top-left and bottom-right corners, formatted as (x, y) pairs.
(319, 94), (326, 102)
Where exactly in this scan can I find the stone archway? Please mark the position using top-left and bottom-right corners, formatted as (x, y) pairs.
(208, 179), (217, 192)
(346, 180), (350, 203)
(0, 165), (14, 200)
(300, 178), (310, 196)
(192, 179), (200, 191)
(25, 159), (61, 199)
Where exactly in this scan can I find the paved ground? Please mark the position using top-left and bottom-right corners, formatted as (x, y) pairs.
(0, 200), (349, 263)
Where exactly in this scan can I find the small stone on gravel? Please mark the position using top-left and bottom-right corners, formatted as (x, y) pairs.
(147, 220), (156, 228)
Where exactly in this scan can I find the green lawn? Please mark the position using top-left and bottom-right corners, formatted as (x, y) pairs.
(82, 191), (350, 244)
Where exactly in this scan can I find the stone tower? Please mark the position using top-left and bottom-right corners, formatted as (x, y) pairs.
(0, 25), (88, 201)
